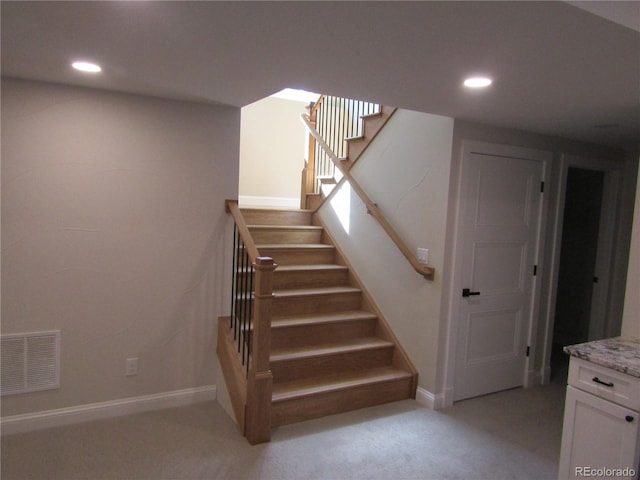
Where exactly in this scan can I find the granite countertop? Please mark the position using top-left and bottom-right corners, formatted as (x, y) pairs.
(564, 337), (640, 378)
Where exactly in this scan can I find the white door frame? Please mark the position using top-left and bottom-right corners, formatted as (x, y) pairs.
(442, 140), (552, 406)
(539, 154), (622, 384)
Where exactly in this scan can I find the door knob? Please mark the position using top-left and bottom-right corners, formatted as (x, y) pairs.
(462, 288), (481, 298)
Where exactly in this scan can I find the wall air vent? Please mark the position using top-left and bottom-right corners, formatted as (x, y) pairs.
(1, 331), (60, 396)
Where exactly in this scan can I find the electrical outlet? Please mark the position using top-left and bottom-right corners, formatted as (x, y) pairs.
(125, 357), (138, 376)
(417, 248), (430, 265)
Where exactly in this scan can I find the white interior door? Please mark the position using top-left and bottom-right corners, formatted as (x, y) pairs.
(454, 143), (548, 401)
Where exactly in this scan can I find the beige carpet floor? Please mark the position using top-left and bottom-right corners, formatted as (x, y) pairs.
(1, 379), (566, 480)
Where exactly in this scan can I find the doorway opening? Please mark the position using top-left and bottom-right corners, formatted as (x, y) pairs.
(551, 167), (606, 381)
(238, 88), (319, 209)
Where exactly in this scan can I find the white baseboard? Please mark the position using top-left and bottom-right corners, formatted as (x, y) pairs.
(415, 387), (448, 410)
(1, 385), (217, 436)
(238, 195), (299, 208)
(525, 368), (544, 388)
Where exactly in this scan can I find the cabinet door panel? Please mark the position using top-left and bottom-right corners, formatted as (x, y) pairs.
(558, 386), (639, 479)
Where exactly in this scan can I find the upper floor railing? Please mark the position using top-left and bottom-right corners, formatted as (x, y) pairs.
(304, 95), (381, 196)
(300, 98), (435, 281)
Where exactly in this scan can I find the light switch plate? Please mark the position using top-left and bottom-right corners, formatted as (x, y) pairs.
(417, 248), (429, 265)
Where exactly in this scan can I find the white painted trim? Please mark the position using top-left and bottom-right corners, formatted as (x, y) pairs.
(415, 387), (447, 410)
(1, 385), (217, 436)
(238, 195), (299, 208)
(524, 368), (543, 388)
(540, 154), (623, 385)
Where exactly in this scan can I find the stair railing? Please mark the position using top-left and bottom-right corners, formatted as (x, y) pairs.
(225, 199), (276, 444)
(300, 114), (436, 281)
(302, 96), (381, 202)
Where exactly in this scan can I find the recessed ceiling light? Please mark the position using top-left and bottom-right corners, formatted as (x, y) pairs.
(464, 77), (492, 88)
(72, 61), (102, 73)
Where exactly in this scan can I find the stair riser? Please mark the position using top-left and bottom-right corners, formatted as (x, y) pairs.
(272, 292), (361, 316)
(273, 269), (348, 289)
(234, 269), (349, 290)
(271, 347), (393, 383)
(271, 376), (413, 427)
(260, 248), (335, 265)
(250, 229), (323, 245)
(241, 210), (311, 226)
(271, 319), (377, 350)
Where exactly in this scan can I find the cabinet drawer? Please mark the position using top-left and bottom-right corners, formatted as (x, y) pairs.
(568, 357), (640, 411)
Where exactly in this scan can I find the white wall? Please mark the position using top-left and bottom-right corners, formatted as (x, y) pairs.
(622, 164), (640, 337)
(318, 110), (455, 394)
(239, 96), (307, 206)
(1, 78), (240, 416)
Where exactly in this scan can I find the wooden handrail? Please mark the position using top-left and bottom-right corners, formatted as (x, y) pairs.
(300, 114), (435, 281)
(226, 199), (261, 262)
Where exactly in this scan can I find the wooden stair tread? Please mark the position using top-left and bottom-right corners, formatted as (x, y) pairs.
(270, 337), (393, 362)
(240, 208), (313, 227)
(241, 207), (312, 213)
(318, 176), (337, 185)
(272, 310), (376, 328)
(345, 135), (365, 142)
(360, 111), (383, 119)
(249, 225), (323, 231)
(258, 244), (334, 250)
(272, 367), (411, 402)
(274, 286), (360, 297)
(275, 264), (347, 272)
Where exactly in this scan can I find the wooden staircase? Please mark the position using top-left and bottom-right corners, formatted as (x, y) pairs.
(242, 207), (418, 428)
(219, 96), (428, 443)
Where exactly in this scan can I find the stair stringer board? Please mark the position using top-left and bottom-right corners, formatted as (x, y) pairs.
(216, 317), (248, 434)
(342, 105), (397, 171)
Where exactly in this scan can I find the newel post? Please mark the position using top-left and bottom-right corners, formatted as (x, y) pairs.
(301, 104), (318, 209)
(245, 256), (277, 444)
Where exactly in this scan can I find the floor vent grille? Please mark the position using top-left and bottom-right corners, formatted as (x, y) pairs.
(1, 331), (60, 396)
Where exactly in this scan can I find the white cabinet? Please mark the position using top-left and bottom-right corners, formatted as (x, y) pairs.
(559, 357), (640, 479)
